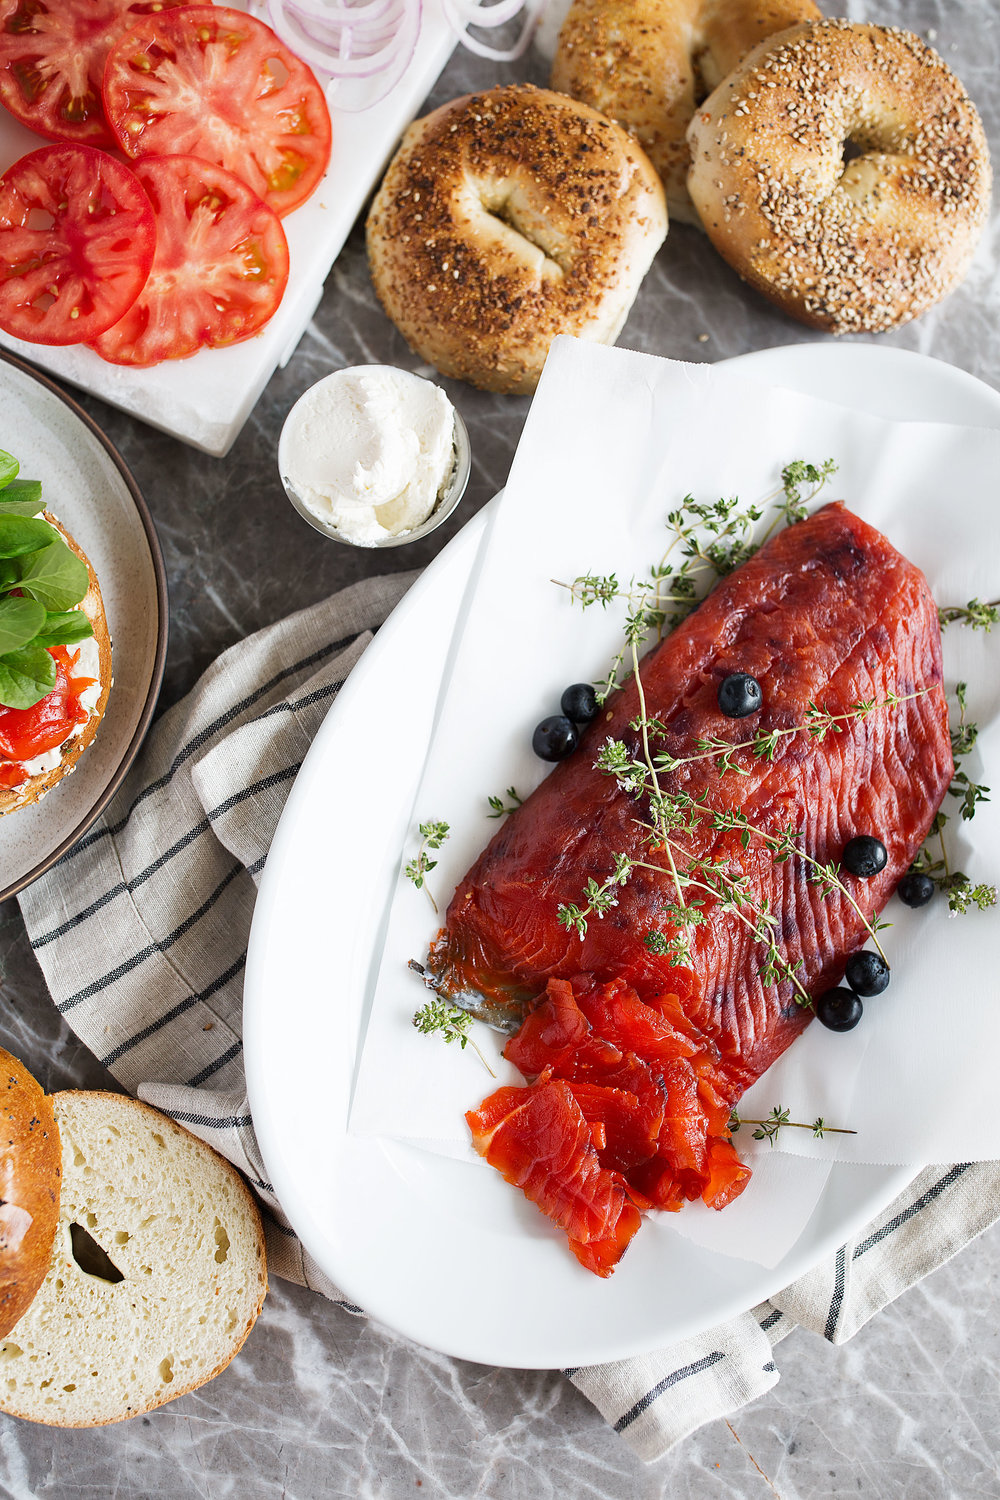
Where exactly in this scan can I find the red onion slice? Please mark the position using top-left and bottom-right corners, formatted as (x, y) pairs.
(266, 0), (423, 108)
(445, 0), (526, 26)
(267, 0), (413, 77)
(441, 0), (542, 60)
(271, 0), (398, 27)
(268, 0), (542, 102)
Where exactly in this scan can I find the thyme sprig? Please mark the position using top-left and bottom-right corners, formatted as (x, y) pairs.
(938, 597), (1000, 631)
(562, 672), (819, 1006)
(769, 459), (839, 527)
(586, 691), (894, 970)
(557, 851), (633, 935)
(728, 1105), (857, 1147)
(555, 459), (838, 701)
(404, 820), (450, 913)
(942, 875), (997, 915)
(713, 809), (891, 965)
(412, 999), (496, 1076)
(487, 787), (523, 818)
(651, 689), (929, 778)
(910, 682), (997, 914)
(946, 684), (990, 822)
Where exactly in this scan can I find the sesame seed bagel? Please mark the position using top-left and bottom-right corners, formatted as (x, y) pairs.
(686, 20), (991, 333)
(366, 84), (667, 394)
(551, 0), (820, 224)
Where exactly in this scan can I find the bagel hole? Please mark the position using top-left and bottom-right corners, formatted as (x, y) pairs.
(490, 201), (554, 257)
(476, 183), (569, 275)
(841, 138), (865, 169)
(69, 1222), (125, 1285)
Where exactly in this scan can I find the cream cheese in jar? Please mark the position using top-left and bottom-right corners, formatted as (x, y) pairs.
(279, 367), (464, 547)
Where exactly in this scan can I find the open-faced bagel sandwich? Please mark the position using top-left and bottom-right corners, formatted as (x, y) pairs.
(0, 450), (112, 816)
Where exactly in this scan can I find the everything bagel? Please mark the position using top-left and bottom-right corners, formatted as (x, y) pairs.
(366, 84), (667, 394)
(551, 0), (820, 223)
(686, 20), (991, 332)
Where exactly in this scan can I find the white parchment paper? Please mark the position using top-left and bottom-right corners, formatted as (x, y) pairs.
(349, 338), (1000, 1267)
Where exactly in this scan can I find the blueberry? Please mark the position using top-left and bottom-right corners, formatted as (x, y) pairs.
(844, 950), (889, 997)
(532, 715), (578, 761)
(815, 987), (864, 1032)
(717, 673), (763, 719)
(841, 835), (888, 878)
(561, 683), (599, 725)
(897, 870), (935, 908)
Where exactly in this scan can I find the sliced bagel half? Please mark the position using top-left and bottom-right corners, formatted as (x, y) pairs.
(0, 1092), (267, 1426)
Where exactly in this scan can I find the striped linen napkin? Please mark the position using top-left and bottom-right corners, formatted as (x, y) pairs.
(17, 575), (1000, 1461)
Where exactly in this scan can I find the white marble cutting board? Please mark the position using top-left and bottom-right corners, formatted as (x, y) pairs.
(0, 0), (456, 457)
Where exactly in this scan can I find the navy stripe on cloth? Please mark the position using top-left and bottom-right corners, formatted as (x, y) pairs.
(41, 818), (216, 948)
(614, 1351), (726, 1432)
(52, 864), (243, 1007)
(168, 1111), (254, 1131)
(43, 764), (302, 957)
(188, 1039), (244, 1087)
(255, 680), (343, 721)
(97, 956), (246, 1063)
(852, 1164), (972, 1260)
(825, 1245), (848, 1341)
(205, 764), (301, 825)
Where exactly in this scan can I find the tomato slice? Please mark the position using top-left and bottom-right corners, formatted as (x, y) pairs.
(89, 153), (289, 365)
(103, 5), (332, 218)
(0, 643), (91, 761)
(0, 143), (155, 344)
(0, 0), (197, 148)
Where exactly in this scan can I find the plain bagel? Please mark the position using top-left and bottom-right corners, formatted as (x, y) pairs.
(552, 0), (820, 223)
(366, 84), (667, 394)
(686, 20), (991, 332)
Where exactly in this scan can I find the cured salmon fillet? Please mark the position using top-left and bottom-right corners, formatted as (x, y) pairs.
(430, 504), (953, 1098)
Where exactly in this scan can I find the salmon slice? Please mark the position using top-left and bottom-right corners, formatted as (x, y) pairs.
(431, 504), (953, 1094)
(469, 973), (752, 1266)
(466, 1078), (643, 1277)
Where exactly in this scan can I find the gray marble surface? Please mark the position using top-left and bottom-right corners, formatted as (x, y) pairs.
(1, 0), (999, 1494)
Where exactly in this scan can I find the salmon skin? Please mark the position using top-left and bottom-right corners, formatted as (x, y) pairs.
(428, 503), (953, 1097)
